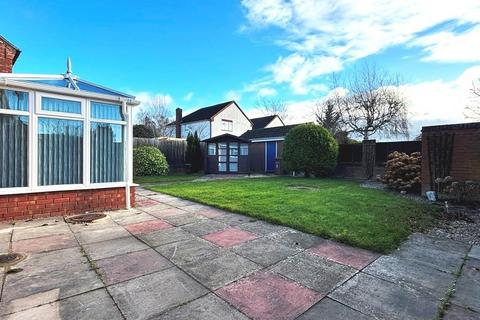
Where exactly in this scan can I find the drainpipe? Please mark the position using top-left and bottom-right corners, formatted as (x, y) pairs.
(122, 100), (131, 210)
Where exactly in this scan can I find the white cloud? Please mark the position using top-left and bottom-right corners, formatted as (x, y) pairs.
(225, 90), (242, 101)
(132, 92), (174, 123)
(183, 91), (194, 101)
(241, 0), (480, 94)
(257, 87), (278, 97)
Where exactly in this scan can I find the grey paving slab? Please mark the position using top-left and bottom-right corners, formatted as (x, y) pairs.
(109, 211), (155, 226)
(108, 267), (208, 320)
(329, 272), (439, 320)
(237, 220), (289, 236)
(451, 257), (480, 312)
(298, 297), (371, 320)
(167, 199), (199, 208)
(158, 293), (249, 320)
(363, 254), (455, 298)
(181, 220), (229, 236)
(181, 251), (261, 290)
(161, 213), (207, 226)
(68, 216), (118, 233)
(75, 225), (131, 244)
(0, 232), (11, 252)
(13, 247), (88, 274)
(4, 288), (123, 320)
(444, 304), (480, 320)
(213, 213), (254, 226)
(406, 233), (471, 254)
(469, 245), (480, 260)
(12, 217), (63, 229)
(271, 251), (357, 293)
(232, 236), (301, 267)
(13, 223), (71, 241)
(155, 238), (223, 266)
(138, 203), (173, 214)
(180, 204), (211, 213)
(147, 194), (179, 202)
(138, 227), (196, 247)
(270, 229), (325, 249)
(83, 236), (149, 261)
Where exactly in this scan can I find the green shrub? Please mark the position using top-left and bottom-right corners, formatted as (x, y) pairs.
(379, 151), (421, 193)
(133, 146), (169, 176)
(283, 123), (338, 177)
(185, 131), (203, 173)
(133, 124), (155, 138)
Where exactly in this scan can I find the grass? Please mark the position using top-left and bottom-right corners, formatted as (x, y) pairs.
(133, 173), (203, 185)
(148, 177), (438, 253)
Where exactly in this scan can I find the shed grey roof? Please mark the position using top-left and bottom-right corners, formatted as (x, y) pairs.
(241, 124), (300, 140)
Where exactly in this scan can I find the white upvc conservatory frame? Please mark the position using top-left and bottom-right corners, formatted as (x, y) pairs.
(0, 80), (139, 207)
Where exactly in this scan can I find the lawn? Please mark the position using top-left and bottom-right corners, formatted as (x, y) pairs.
(149, 177), (438, 252)
(133, 173), (203, 185)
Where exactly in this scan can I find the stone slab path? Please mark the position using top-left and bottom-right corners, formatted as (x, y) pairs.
(0, 187), (478, 320)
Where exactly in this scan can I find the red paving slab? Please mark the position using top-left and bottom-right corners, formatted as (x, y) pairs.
(96, 249), (172, 285)
(216, 271), (323, 320)
(136, 198), (159, 207)
(149, 208), (188, 218)
(196, 209), (225, 218)
(124, 220), (172, 234)
(202, 227), (258, 248)
(308, 241), (379, 270)
(13, 234), (78, 253)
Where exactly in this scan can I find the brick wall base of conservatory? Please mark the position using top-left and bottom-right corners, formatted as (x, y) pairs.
(0, 187), (136, 221)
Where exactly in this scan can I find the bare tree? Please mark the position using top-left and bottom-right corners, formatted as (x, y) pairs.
(328, 64), (409, 140)
(464, 79), (480, 120)
(255, 97), (288, 121)
(136, 96), (172, 137)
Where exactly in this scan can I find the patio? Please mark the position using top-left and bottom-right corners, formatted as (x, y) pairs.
(0, 187), (478, 320)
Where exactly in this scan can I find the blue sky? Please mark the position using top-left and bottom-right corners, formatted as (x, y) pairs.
(2, 0), (480, 138)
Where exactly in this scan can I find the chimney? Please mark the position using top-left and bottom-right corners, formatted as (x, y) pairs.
(0, 36), (21, 73)
(175, 108), (182, 138)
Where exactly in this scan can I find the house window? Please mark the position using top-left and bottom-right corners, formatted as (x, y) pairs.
(90, 101), (125, 183)
(208, 143), (216, 156)
(240, 144), (248, 156)
(37, 117), (84, 185)
(221, 120), (233, 132)
(42, 97), (82, 114)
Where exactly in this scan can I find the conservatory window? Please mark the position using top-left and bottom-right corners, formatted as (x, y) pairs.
(42, 97), (82, 114)
(0, 89), (29, 111)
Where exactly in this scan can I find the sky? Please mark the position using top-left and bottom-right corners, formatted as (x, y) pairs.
(1, 0), (480, 139)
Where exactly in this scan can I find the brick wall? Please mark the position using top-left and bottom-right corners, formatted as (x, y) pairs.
(0, 37), (19, 73)
(421, 122), (480, 194)
(0, 187), (136, 221)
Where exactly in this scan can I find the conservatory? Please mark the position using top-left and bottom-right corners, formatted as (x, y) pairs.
(0, 58), (139, 220)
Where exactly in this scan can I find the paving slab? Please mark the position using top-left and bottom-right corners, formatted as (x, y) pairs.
(298, 297), (371, 320)
(135, 198), (160, 207)
(271, 251), (357, 293)
(202, 227), (258, 248)
(216, 271), (323, 320)
(0, 232), (11, 252)
(158, 293), (249, 320)
(83, 236), (149, 261)
(109, 211), (155, 226)
(96, 249), (173, 285)
(167, 199), (198, 208)
(13, 247), (89, 274)
(363, 254), (455, 298)
(12, 217), (62, 229)
(75, 226), (131, 244)
(147, 207), (189, 219)
(138, 227), (196, 247)
(108, 267), (208, 320)
(181, 251), (261, 290)
(138, 203), (173, 214)
(4, 289), (123, 320)
(444, 304), (480, 320)
(195, 208), (226, 218)
(68, 216), (118, 233)
(161, 213), (207, 226)
(181, 220), (229, 236)
(237, 220), (289, 236)
(406, 233), (471, 254)
(12, 233), (77, 254)
(147, 194), (179, 202)
(180, 204), (210, 213)
(232, 236), (301, 267)
(213, 213), (253, 226)
(329, 272), (439, 320)
(12, 223), (71, 241)
(124, 219), (172, 234)
(309, 241), (379, 270)
(469, 245), (480, 260)
(270, 230), (325, 249)
(451, 257), (480, 312)
(155, 238), (223, 266)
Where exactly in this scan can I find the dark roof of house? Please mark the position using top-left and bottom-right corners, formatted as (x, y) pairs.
(240, 124), (300, 140)
(0, 35), (21, 65)
(181, 101), (234, 123)
(203, 133), (250, 143)
(250, 115), (283, 129)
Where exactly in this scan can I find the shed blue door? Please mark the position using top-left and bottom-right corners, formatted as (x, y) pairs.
(266, 142), (276, 172)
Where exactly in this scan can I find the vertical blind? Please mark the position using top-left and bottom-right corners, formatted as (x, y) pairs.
(91, 102), (124, 121)
(42, 97), (81, 114)
(0, 115), (29, 188)
(38, 117), (83, 185)
(0, 89), (29, 111)
(90, 123), (124, 183)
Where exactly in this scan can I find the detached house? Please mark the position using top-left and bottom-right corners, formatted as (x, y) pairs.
(0, 36), (139, 221)
(169, 100), (300, 175)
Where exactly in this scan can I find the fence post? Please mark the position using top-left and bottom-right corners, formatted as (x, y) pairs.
(362, 139), (376, 179)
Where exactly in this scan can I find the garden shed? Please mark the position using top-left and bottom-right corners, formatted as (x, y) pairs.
(0, 37), (139, 221)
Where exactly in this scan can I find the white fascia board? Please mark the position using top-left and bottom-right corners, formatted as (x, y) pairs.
(0, 79), (141, 106)
(250, 137), (285, 143)
(0, 183), (140, 196)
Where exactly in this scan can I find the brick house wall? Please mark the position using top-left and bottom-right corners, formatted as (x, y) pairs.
(421, 122), (480, 194)
(0, 187), (136, 221)
(0, 36), (20, 73)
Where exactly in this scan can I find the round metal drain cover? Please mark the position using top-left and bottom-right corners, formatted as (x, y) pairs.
(0, 253), (26, 267)
(66, 213), (107, 224)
